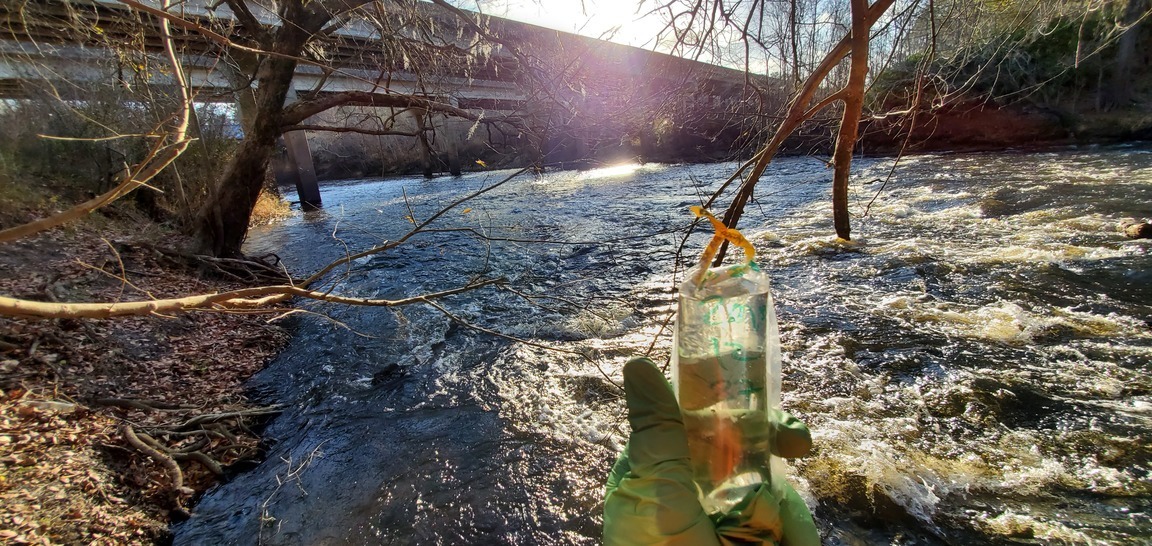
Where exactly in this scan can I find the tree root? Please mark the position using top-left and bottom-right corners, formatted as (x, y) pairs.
(115, 403), (282, 514)
(96, 398), (199, 412)
(118, 241), (289, 284)
(177, 405), (283, 431)
(136, 432), (225, 477)
(121, 423), (191, 513)
(172, 451), (225, 476)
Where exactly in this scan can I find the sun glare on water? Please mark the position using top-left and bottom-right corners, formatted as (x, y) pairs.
(579, 162), (643, 179)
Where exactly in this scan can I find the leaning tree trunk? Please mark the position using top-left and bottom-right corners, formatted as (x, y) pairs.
(195, 35), (306, 257)
(829, 0), (872, 241)
(704, 0), (895, 265)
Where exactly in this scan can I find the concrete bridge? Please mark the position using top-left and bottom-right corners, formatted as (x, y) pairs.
(1, 1), (775, 206)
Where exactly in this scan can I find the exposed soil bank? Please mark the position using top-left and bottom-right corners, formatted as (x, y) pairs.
(860, 100), (1152, 153)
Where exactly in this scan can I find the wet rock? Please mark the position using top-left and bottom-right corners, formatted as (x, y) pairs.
(978, 198), (1010, 218)
(1121, 221), (1152, 239)
(371, 363), (404, 386)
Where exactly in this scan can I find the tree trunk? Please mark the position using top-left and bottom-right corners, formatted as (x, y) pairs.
(829, 0), (872, 241)
(414, 110), (435, 178)
(195, 39), (304, 256)
(707, 0), (896, 264)
(1106, 0), (1149, 108)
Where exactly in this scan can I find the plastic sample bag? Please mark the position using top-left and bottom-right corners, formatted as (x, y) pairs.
(671, 207), (784, 515)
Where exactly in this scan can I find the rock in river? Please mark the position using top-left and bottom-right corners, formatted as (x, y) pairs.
(1122, 220), (1152, 239)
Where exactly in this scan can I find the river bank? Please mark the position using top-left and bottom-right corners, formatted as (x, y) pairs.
(0, 208), (290, 544)
(859, 100), (1152, 154)
(3, 141), (1148, 545)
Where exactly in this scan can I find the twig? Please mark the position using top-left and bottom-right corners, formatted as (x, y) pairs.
(497, 285), (615, 323)
(177, 406), (284, 431)
(96, 398), (199, 412)
(299, 167), (531, 289)
(258, 441), (327, 543)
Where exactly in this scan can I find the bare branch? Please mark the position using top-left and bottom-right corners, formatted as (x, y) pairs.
(299, 167), (531, 288)
(221, 0), (268, 43)
(280, 90), (499, 128)
(0, 278), (505, 320)
(281, 124), (421, 137)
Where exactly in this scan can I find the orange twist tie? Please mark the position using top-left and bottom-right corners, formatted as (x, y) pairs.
(690, 206), (756, 287)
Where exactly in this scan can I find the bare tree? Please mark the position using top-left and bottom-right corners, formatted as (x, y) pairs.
(643, 0), (899, 245)
(644, 0), (1149, 251)
(65, 0), (526, 257)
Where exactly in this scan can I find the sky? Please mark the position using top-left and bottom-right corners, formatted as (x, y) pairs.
(457, 0), (669, 49)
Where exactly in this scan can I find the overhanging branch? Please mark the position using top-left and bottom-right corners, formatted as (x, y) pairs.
(282, 124), (421, 137)
(281, 91), (489, 127)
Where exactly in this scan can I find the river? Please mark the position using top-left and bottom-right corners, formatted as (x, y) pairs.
(174, 144), (1152, 545)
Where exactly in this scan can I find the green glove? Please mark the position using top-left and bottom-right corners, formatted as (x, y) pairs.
(604, 357), (820, 546)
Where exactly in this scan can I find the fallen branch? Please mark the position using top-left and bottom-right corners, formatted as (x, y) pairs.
(0, 277), (505, 320)
(1, 167), (527, 322)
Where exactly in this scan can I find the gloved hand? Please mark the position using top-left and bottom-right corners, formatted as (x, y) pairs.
(603, 357), (820, 546)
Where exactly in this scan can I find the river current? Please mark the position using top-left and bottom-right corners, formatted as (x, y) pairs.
(174, 144), (1152, 545)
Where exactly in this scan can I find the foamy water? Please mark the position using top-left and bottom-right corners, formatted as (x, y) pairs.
(177, 145), (1151, 545)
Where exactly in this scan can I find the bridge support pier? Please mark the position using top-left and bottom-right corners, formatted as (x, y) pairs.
(448, 145), (462, 176)
(414, 109), (466, 177)
(272, 131), (321, 210)
(444, 121), (463, 176)
(414, 110), (435, 179)
(272, 87), (321, 209)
